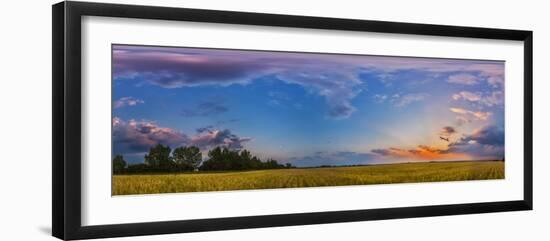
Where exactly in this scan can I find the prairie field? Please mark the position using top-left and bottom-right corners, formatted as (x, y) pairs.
(112, 160), (504, 195)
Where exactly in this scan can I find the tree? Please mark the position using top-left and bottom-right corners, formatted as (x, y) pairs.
(112, 155), (126, 174)
(263, 158), (283, 169)
(200, 147), (227, 171)
(199, 147), (292, 171)
(173, 146), (202, 171)
(144, 144), (172, 168)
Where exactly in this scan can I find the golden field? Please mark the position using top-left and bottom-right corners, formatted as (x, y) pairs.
(112, 160), (504, 195)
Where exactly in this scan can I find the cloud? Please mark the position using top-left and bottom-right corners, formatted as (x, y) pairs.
(451, 91), (503, 107)
(482, 91), (504, 107)
(113, 117), (251, 157)
(370, 125), (504, 161)
(487, 76), (504, 88)
(113, 48), (272, 88)
(372, 145), (465, 161)
(113, 45), (504, 119)
(181, 99), (229, 117)
(289, 151), (379, 167)
(375, 93), (428, 107)
(275, 70), (362, 119)
(450, 107), (492, 121)
(112, 117), (189, 154)
(373, 94), (388, 103)
(327, 101), (357, 119)
(446, 73), (479, 85)
(115, 46), (365, 119)
(195, 125), (214, 133)
(447, 125), (504, 159)
(215, 119), (239, 125)
(191, 127), (252, 150)
(391, 93), (429, 107)
(452, 91), (481, 101)
(455, 125), (504, 146)
(440, 126), (456, 137)
(114, 96), (144, 108)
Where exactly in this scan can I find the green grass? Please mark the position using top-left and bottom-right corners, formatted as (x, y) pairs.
(112, 160), (504, 195)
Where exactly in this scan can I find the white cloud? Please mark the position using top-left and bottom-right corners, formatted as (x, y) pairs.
(392, 93), (429, 107)
(114, 96), (144, 108)
(447, 74), (479, 85)
(373, 94), (388, 103)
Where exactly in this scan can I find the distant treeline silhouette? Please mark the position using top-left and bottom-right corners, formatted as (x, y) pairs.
(113, 144), (293, 174)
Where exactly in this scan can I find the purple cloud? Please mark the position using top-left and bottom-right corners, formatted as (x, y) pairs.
(114, 47), (271, 88)
(447, 73), (479, 85)
(112, 117), (189, 154)
(191, 126), (252, 151)
(113, 45), (504, 119)
(447, 125), (504, 159)
(113, 117), (251, 156)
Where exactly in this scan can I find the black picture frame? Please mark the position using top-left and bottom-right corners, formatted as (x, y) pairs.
(52, 1), (533, 240)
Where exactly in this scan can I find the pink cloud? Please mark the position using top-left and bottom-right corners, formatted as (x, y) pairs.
(450, 107), (492, 121)
(447, 74), (478, 85)
(113, 117), (252, 155)
(451, 91), (503, 107)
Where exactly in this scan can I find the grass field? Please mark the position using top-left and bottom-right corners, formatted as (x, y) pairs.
(112, 160), (504, 195)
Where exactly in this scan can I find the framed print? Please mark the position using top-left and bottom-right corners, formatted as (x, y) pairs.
(52, 1), (533, 240)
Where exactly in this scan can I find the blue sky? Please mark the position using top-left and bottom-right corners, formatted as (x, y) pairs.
(112, 44), (505, 167)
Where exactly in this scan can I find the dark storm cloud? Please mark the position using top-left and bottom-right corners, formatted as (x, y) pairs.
(452, 125), (504, 146)
(446, 125), (505, 159)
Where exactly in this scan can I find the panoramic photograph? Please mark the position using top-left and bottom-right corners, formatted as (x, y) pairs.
(111, 44), (505, 195)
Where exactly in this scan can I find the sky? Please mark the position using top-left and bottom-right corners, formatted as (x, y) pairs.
(112, 44), (505, 167)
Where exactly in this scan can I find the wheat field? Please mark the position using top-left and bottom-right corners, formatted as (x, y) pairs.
(112, 160), (504, 195)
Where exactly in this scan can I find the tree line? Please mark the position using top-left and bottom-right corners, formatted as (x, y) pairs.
(113, 144), (294, 174)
